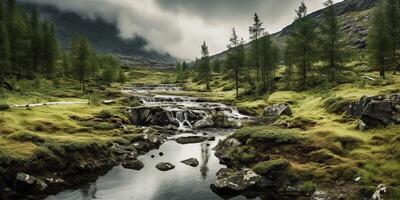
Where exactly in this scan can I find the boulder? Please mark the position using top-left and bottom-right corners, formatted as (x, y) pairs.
(211, 168), (266, 192)
(156, 162), (175, 171)
(15, 173), (48, 194)
(122, 160), (144, 170)
(263, 103), (292, 117)
(180, 158), (199, 167)
(371, 184), (387, 200)
(213, 112), (241, 128)
(348, 94), (400, 129)
(193, 117), (214, 129)
(175, 136), (208, 144)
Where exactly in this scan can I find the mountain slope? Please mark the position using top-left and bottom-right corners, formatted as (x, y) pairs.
(212, 0), (377, 61)
(18, 2), (176, 68)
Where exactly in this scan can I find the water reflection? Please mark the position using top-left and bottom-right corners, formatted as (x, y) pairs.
(200, 142), (210, 180)
(80, 183), (97, 200)
(46, 130), (253, 200)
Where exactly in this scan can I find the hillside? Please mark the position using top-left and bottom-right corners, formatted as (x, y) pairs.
(212, 0), (377, 61)
(18, 1), (176, 68)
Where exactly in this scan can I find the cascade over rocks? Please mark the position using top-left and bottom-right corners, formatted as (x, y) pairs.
(348, 94), (400, 129)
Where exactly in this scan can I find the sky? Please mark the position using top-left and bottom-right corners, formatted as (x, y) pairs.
(21, 0), (342, 59)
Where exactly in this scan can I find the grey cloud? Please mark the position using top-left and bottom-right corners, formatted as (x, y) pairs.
(18, 0), (341, 58)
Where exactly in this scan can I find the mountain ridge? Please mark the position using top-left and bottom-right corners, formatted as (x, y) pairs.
(211, 0), (378, 61)
(18, 1), (177, 68)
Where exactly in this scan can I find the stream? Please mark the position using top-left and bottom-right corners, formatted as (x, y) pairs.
(46, 85), (257, 200)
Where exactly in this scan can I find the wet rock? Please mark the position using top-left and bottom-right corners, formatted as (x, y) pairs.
(122, 160), (144, 170)
(159, 152), (164, 156)
(151, 155), (155, 158)
(207, 136), (216, 141)
(371, 184), (387, 200)
(133, 141), (151, 153)
(156, 162), (175, 171)
(175, 136), (208, 144)
(348, 94), (400, 130)
(102, 100), (115, 105)
(45, 176), (65, 185)
(15, 173), (48, 194)
(263, 103), (292, 117)
(180, 158), (199, 167)
(193, 117), (214, 129)
(213, 112), (241, 128)
(211, 168), (266, 192)
(111, 143), (131, 155)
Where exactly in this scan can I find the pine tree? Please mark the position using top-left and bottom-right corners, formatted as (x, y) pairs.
(383, 0), (400, 74)
(30, 9), (42, 74)
(286, 1), (318, 90)
(320, 0), (348, 82)
(227, 28), (245, 98)
(71, 35), (91, 93)
(117, 68), (127, 86)
(42, 23), (58, 77)
(368, 0), (391, 78)
(0, 21), (10, 76)
(175, 62), (183, 82)
(200, 41), (211, 90)
(212, 59), (222, 73)
(61, 53), (70, 79)
(249, 13), (264, 81)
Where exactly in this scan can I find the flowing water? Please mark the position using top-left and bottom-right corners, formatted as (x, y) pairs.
(46, 85), (257, 200)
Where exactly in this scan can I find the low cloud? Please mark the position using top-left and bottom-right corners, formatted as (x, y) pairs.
(20, 0), (341, 59)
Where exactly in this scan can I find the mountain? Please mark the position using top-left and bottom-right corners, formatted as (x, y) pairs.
(212, 0), (377, 61)
(18, 1), (176, 68)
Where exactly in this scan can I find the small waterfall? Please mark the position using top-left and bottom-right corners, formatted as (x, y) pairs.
(172, 110), (193, 130)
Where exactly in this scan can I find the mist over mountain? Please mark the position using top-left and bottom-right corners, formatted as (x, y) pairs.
(18, 1), (176, 68)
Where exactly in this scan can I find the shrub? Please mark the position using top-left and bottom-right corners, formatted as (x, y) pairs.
(252, 159), (290, 176)
(96, 110), (113, 119)
(8, 132), (46, 143)
(0, 104), (10, 111)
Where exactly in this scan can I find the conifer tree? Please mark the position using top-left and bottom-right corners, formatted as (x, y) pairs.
(227, 28), (245, 98)
(0, 21), (10, 76)
(30, 9), (42, 73)
(249, 13), (264, 81)
(368, 0), (391, 78)
(200, 41), (211, 90)
(286, 1), (318, 90)
(320, 0), (348, 82)
(71, 35), (91, 93)
(383, 0), (400, 74)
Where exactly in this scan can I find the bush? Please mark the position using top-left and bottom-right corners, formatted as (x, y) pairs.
(252, 159), (290, 176)
(0, 104), (10, 111)
(96, 110), (113, 119)
(8, 132), (46, 143)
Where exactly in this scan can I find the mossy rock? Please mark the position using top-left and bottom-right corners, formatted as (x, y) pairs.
(0, 104), (10, 111)
(252, 159), (290, 176)
(233, 126), (298, 145)
(96, 110), (113, 119)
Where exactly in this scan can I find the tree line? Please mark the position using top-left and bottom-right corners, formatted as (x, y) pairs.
(0, 0), (126, 93)
(176, 0), (400, 99)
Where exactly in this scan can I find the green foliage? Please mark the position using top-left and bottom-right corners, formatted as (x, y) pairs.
(96, 109), (113, 119)
(197, 41), (211, 89)
(233, 126), (298, 144)
(319, 0), (350, 83)
(323, 96), (350, 114)
(252, 159), (290, 176)
(70, 34), (92, 93)
(367, 0), (392, 78)
(226, 28), (246, 98)
(286, 2), (319, 90)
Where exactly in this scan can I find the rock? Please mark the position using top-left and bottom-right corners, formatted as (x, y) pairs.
(371, 184), (387, 200)
(211, 168), (266, 192)
(348, 94), (400, 129)
(175, 136), (208, 144)
(354, 176), (362, 182)
(156, 162), (175, 171)
(193, 117), (214, 129)
(151, 155), (155, 158)
(15, 173), (48, 194)
(311, 190), (329, 200)
(180, 158), (199, 167)
(133, 141), (151, 153)
(263, 103), (292, 117)
(207, 136), (216, 141)
(111, 143), (131, 155)
(102, 100), (115, 105)
(122, 160), (144, 170)
(159, 152), (164, 156)
(213, 112), (240, 128)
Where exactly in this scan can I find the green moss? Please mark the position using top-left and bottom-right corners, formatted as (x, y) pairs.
(8, 132), (46, 144)
(300, 181), (317, 194)
(234, 126), (298, 144)
(323, 97), (350, 114)
(252, 159), (290, 176)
